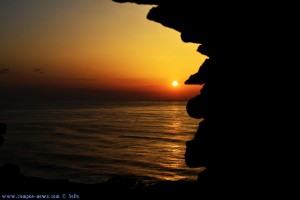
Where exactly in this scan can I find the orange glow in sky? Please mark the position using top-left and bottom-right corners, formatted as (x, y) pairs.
(0, 0), (206, 101)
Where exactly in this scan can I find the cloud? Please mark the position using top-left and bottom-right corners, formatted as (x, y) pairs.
(53, 77), (98, 82)
(33, 68), (45, 74)
(112, 0), (159, 5)
(76, 78), (97, 82)
(0, 68), (10, 74)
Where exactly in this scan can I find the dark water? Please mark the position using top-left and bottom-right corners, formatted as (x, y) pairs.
(0, 101), (203, 184)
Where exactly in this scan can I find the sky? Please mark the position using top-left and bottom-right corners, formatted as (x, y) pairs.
(0, 0), (206, 101)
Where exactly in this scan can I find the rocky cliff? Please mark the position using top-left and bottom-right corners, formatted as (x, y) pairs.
(113, 0), (213, 185)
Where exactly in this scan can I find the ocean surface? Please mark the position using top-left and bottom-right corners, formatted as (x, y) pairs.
(0, 101), (203, 184)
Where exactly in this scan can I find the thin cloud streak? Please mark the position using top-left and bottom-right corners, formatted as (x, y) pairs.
(0, 68), (10, 74)
(33, 68), (45, 74)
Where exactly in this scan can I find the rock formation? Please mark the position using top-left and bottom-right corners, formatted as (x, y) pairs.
(113, 0), (212, 185)
(0, 123), (7, 146)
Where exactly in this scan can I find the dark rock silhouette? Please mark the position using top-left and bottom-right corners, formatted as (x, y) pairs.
(0, 163), (21, 180)
(186, 93), (208, 119)
(0, 163), (206, 197)
(185, 120), (208, 168)
(105, 175), (145, 191)
(112, 0), (210, 186)
(0, 123), (7, 146)
(185, 58), (209, 85)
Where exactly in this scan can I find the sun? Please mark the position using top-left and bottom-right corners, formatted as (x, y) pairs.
(172, 80), (178, 87)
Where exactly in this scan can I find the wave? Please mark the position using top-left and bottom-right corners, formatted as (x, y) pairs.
(0, 100), (200, 184)
(119, 135), (184, 143)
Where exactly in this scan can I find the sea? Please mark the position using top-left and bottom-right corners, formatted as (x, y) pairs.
(0, 100), (203, 184)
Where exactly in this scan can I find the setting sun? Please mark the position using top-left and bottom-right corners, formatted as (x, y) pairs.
(172, 81), (178, 87)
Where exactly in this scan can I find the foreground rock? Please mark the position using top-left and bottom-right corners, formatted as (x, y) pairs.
(0, 163), (207, 198)
(0, 123), (7, 146)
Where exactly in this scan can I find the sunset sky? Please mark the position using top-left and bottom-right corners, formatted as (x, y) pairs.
(0, 0), (206, 101)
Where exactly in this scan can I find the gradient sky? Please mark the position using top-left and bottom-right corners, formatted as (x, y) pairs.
(0, 0), (206, 101)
